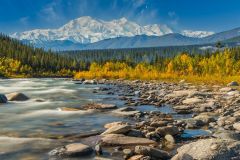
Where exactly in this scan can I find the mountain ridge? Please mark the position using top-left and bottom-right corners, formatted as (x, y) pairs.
(11, 16), (173, 44)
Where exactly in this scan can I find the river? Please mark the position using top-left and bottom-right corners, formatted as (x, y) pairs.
(0, 78), (210, 160)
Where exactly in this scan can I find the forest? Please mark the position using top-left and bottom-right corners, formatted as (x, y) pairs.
(1, 33), (240, 84)
(75, 48), (240, 84)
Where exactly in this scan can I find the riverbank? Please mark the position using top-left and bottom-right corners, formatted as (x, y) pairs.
(0, 78), (240, 159)
(52, 79), (240, 159)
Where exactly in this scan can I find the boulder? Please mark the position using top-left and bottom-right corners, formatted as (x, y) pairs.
(49, 143), (93, 157)
(135, 145), (170, 159)
(101, 125), (131, 135)
(6, 92), (29, 101)
(101, 134), (156, 146)
(155, 126), (179, 136)
(0, 94), (7, 103)
(172, 138), (240, 160)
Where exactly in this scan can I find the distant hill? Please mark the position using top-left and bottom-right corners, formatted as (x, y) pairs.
(203, 27), (240, 43)
(84, 33), (202, 49)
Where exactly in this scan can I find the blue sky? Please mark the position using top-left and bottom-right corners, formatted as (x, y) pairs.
(0, 0), (240, 34)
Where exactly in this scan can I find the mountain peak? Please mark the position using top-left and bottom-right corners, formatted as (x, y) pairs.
(11, 16), (173, 44)
(118, 17), (127, 22)
(181, 30), (215, 38)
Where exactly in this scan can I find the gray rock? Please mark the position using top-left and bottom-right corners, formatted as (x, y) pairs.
(0, 94), (7, 103)
(101, 134), (156, 146)
(172, 138), (240, 160)
(49, 143), (93, 157)
(135, 145), (170, 159)
(6, 92), (29, 101)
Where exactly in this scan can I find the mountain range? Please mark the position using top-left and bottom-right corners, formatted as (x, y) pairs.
(11, 16), (240, 50)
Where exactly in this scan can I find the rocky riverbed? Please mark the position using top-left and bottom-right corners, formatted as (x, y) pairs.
(1, 78), (240, 160)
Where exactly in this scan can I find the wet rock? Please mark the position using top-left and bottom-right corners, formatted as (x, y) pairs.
(172, 138), (240, 160)
(49, 143), (93, 157)
(227, 81), (239, 86)
(233, 122), (240, 131)
(101, 125), (132, 135)
(6, 92), (29, 101)
(101, 134), (156, 146)
(112, 107), (141, 117)
(135, 145), (170, 160)
(0, 94), (7, 103)
(82, 103), (117, 110)
(59, 107), (80, 111)
(83, 79), (97, 85)
(155, 126), (179, 136)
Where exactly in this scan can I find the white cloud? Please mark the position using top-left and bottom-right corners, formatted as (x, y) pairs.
(168, 11), (179, 26)
(132, 0), (146, 8)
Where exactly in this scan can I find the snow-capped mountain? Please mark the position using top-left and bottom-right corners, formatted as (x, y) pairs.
(181, 30), (214, 38)
(11, 16), (173, 44)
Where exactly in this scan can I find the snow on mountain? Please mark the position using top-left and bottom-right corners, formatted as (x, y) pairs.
(181, 30), (214, 38)
(11, 16), (173, 44)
